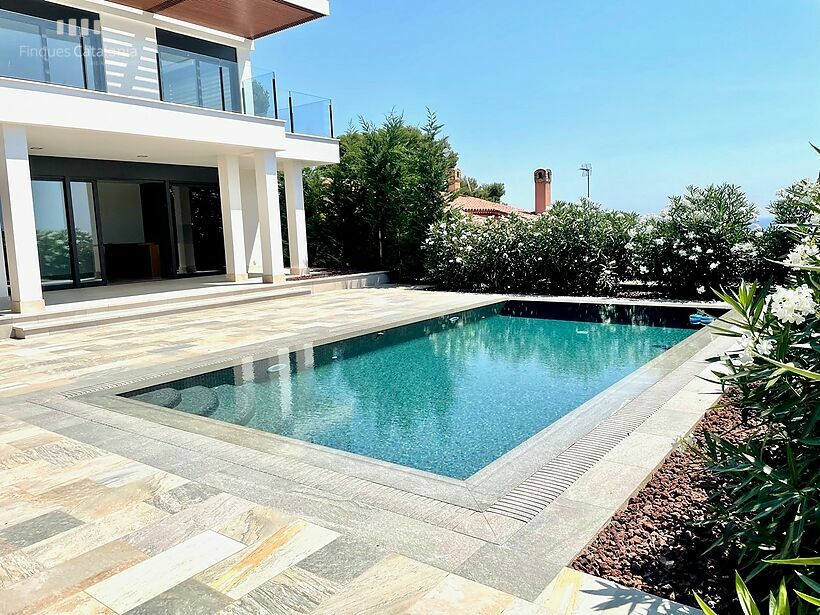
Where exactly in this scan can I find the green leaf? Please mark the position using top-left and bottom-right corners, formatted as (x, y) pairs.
(795, 571), (820, 595)
(736, 571), (762, 615)
(795, 591), (820, 607)
(760, 356), (820, 380)
(773, 579), (790, 615)
(694, 593), (719, 615)
(767, 558), (820, 566)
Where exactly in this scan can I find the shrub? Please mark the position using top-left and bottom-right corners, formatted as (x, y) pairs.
(629, 184), (760, 298)
(697, 203), (820, 607)
(304, 111), (457, 279)
(695, 559), (820, 615)
(424, 199), (636, 295)
(753, 178), (820, 283)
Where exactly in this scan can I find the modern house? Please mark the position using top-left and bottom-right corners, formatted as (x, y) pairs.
(0, 0), (339, 314)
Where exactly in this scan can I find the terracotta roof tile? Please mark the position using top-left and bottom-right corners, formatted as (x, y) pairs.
(451, 196), (537, 219)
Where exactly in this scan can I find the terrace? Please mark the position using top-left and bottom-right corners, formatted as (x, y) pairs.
(0, 285), (729, 613)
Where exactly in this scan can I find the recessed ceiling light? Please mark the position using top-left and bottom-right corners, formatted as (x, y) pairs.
(136, 155), (149, 158)
(29, 147), (44, 151)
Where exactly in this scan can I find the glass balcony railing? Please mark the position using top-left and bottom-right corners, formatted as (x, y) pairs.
(0, 7), (105, 92)
(0, 7), (335, 138)
(157, 44), (241, 113)
(241, 72), (335, 138)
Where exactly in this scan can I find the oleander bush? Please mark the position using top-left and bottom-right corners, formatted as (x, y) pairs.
(695, 199), (820, 610)
(752, 178), (820, 284)
(424, 199), (636, 295)
(629, 184), (762, 298)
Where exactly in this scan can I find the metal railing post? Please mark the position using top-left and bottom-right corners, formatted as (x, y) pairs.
(272, 76), (279, 120)
(218, 67), (226, 111)
(329, 101), (335, 138)
(288, 93), (295, 134)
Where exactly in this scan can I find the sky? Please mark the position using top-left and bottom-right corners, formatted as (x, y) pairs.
(254, 0), (820, 215)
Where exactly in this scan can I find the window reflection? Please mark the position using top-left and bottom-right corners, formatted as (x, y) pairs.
(32, 180), (73, 287)
(70, 182), (102, 283)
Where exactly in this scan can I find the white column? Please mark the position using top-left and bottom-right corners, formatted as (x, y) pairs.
(0, 125), (44, 313)
(253, 151), (286, 283)
(283, 161), (309, 275)
(217, 155), (248, 282)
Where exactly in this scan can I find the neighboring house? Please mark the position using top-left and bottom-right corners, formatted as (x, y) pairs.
(0, 0), (339, 313)
(449, 168), (553, 221)
(451, 195), (537, 221)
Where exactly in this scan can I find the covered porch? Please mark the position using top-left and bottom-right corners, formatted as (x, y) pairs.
(0, 112), (339, 314)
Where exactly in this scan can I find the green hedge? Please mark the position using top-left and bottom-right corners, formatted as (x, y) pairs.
(424, 181), (820, 298)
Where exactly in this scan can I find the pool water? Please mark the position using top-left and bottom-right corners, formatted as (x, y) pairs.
(124, 302), (699, 479)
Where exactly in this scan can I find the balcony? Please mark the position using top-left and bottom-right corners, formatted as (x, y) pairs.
(0, 7), (335, 139)
(241, 72), (334, 138)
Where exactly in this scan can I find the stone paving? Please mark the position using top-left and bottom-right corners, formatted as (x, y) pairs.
(0, 286), (713, 613)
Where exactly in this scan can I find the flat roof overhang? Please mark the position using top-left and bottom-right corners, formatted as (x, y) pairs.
(107, 0), (328, 39)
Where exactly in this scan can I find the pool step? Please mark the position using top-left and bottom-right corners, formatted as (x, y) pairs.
(10, 286), (311, 339)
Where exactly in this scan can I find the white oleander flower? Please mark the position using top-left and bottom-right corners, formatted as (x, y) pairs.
(654, 238), (665, 245)
(706, 248), (714, 254)
(739, 334), (774, 360)
(697, 286), (706, 295)
(768, 284), (817, 325)
(710, 262), (719, 270)
(688, 254), (698, 261)
(694, 245), (703, 253)
(639, 265), (649, 274)
(625, 242), (635, 250)
(785, 241), (819, 268)
(663, 266), (672, 274)
(755, 337), (775, 357)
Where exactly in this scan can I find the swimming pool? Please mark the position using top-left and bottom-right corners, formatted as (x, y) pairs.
(122, 301), (709, 479)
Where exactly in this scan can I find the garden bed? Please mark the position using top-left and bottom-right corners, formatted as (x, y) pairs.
(571, 392), (765, 611)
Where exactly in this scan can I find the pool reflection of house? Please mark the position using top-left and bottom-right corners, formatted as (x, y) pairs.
(0, 0), (339, 314)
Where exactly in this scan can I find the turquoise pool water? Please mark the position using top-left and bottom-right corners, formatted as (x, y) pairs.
(124, 302), (698, 479)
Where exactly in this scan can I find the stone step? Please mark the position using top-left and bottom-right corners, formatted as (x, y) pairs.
(4, 281), (312, 325)
(10, 286), (311, 339)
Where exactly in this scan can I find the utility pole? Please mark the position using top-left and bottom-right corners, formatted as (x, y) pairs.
(579, 163), (592, 198)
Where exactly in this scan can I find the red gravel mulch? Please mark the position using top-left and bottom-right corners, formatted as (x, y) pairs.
(572, 391), (765, 611)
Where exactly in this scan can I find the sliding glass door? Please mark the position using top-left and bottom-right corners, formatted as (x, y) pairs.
(31, 179), (104, 289)
(70, 182), (103, 284)
(171, 184), (225, 275)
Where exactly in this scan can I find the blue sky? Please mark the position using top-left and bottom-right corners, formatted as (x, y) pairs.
(255, 0), (820, 215)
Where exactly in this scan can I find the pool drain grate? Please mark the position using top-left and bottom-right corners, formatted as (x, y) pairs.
(486, 401), (660, 523)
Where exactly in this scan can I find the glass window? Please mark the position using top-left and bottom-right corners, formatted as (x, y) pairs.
(0, 8), (104, 91)
(70, 181), (102, 283)
(44, 30), (85, 88)
(32, 180), (73, 287)
(0, 12), (46, 82)
(158, 45), (240, 112)
(158, 49), (200, 107)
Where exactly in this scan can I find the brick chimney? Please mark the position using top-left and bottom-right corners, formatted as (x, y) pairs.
(448, 167), (462, 193)
(534, 168), (552, 213)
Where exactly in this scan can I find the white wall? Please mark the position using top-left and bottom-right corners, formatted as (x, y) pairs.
(99, 14), (160, 101)
(97, 182), (144, 244)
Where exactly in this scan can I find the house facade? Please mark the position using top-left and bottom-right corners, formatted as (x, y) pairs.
(0, 0), (339, 313)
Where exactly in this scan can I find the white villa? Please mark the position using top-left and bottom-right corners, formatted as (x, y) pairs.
(0, 0), (339, 314)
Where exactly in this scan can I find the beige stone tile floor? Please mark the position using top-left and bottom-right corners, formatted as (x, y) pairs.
(0, 287), (710, 613)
